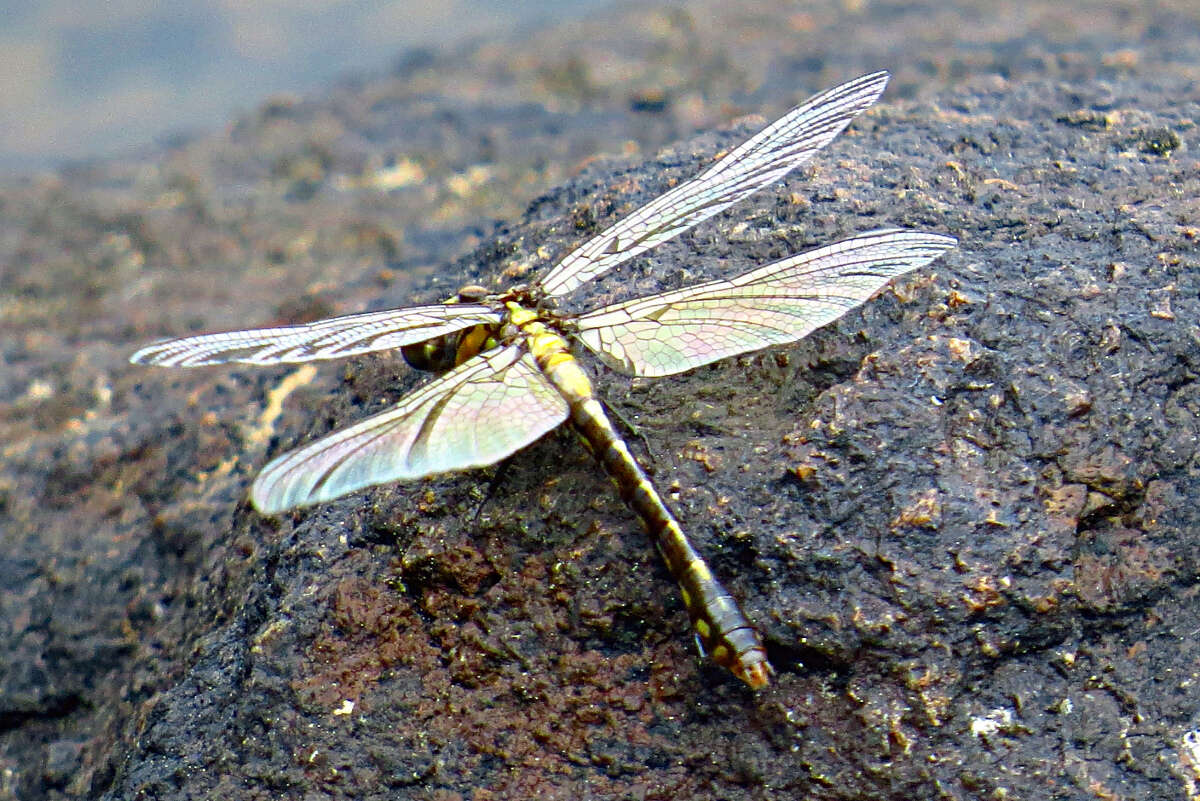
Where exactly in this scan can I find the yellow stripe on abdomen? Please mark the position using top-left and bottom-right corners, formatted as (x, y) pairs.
(517, 310), (771, 688)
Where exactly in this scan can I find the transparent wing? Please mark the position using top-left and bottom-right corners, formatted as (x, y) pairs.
(537, 71), (890, 298)
(574, 229), (956, 378)
(250, 344), (569, 513)
(130, 304), (502, 367)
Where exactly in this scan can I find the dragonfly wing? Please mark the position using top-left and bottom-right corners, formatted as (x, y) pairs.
(574, 229), (956, 378)
(130, 304), (502, 366)
(250, 344), (569, 513)
(537, 71), (890, 297)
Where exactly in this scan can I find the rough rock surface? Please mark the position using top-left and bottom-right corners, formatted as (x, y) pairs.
(4, 1), (1200, 799)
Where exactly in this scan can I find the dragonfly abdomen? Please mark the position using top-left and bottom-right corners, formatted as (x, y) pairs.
(523, 317), (772, 688)
(568, 392), (772, 689)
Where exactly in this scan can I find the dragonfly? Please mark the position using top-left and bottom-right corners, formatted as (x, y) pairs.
(131, 71), (955, 689)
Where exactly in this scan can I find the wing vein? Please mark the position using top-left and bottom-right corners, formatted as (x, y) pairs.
(537, 71), (890, 297)
(249, 345), (571, 512)
(574, 229), (956, 377)
(130, 305), (502, 367)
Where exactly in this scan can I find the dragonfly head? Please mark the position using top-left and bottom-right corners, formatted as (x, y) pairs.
(452, 285), (490, 303)
(402, 323), (502, 374)
(401, 334), (462, 373)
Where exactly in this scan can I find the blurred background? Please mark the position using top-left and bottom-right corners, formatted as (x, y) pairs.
(0, 0), (609, 172)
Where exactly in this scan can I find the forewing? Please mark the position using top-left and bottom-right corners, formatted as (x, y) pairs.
(130, 304), (502, 366)
(537, 71), (890, 297)
(574, 229), (956, 378)
(250, 345), (569, 513)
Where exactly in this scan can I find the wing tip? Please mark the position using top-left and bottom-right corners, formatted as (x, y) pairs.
(128, 343), (167, 365)
(859, 69), (892, 89)
(250, 479), (297, 516)
(842, 70), (891, 102)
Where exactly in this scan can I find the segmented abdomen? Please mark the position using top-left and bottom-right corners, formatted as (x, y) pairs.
(528, 326), (772, 688)
(569, 394), (772, 688)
